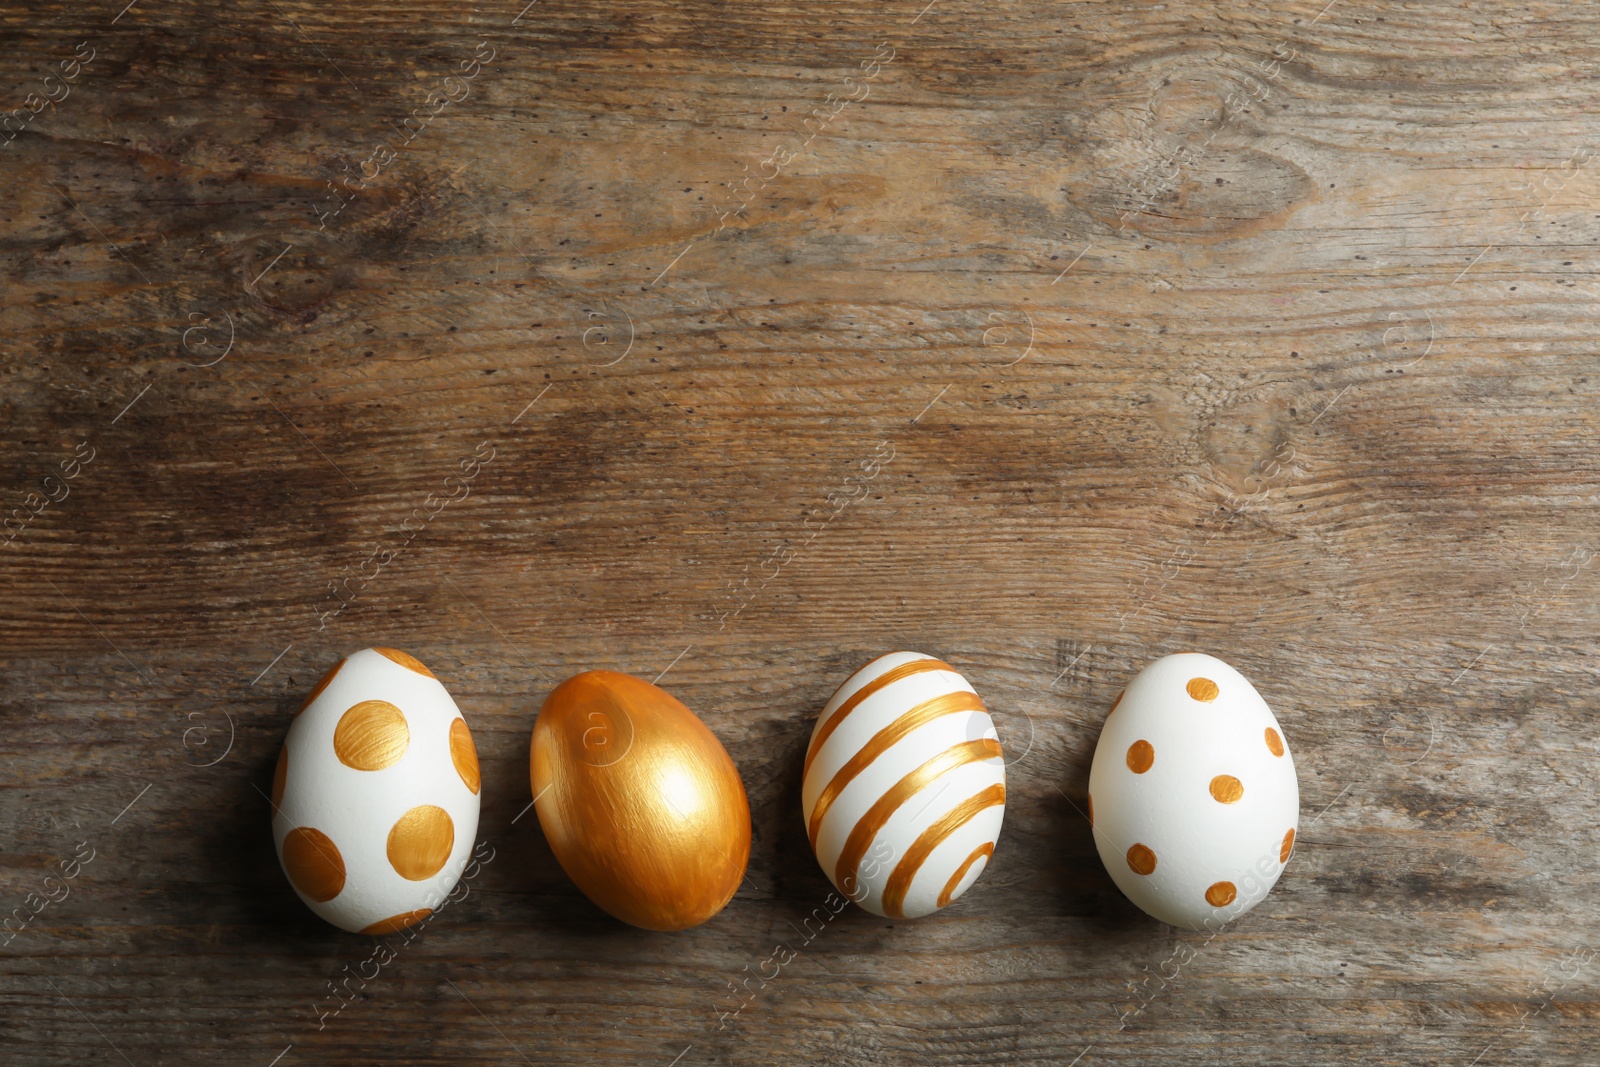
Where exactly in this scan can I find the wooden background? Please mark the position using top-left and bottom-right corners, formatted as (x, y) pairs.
(1, 0), (1597, 1063)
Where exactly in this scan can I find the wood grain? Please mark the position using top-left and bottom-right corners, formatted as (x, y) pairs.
(1, 0), (1597, 1063)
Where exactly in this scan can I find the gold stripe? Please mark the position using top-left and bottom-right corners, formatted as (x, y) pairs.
(807, 690), (987, 850)
(882, 784), (1005, 917)
(832, 738), (1003, 902)
(803, 655), (958, 782)
(936, 841), (996, 910)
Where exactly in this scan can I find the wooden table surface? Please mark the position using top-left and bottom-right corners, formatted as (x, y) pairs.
(2, 0), (1597, 1063)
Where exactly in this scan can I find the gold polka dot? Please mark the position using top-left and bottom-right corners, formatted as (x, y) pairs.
(299, 657), (346, 714)
(1280, 828), (1295, 863)
(1126, 843), (1157, 876)
(1265, 727), (1285, 757)
(1209, 774), (1244, 804)
(361, 909), (433, 935)
(387, 805), (454, 881)
(1087, 793), (1094, 827)
(375, 647), (436, 679)
(1110, 689), (1124, 713)
(333, 700), (410, 771)
(271, 746), (288, 810)
(281, 827), (345, 902)
(449, 717), (480, 795)
(1205, 881), (1237, 907)
(1126, 740), (1155, 774)
(1186, 677), (1219, 702)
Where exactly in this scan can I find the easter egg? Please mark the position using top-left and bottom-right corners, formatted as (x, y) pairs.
(530, 670), (750, 931)
(1087, 653), (1299, 929)
(801, 651), (1006, 918)
(272, 647), (482, 934)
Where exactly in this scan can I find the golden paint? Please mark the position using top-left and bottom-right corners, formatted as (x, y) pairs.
(936, 842), (995, 910)
(1280, 827), (1296, 863)
(361, 909), (432, 935)
(1126, 843), (1157, 876)
(386, 805), (455, 881)
(806, 690), (987, 849)
(374, 646), (436, 679)
(1110, 689), (1124, 714)
(1205, 881), (1237, 907)
(333, 700), (410, 771)
(271, 746), (288, 810)
(530, 670), (751, 932)
(1265, 726), (1285, 757)
(449, 717), (481, 795)
(832, 738), (1004, 897)
(298, 657), (345, 714)
(281, 827), (345, 902)
(1186, 677), (1220, 702)
(880, 782), (1005, 917)
(1125, 739), (1155, 774)
(803, 655), (959, 781)
(1209, 774), (1244, 804)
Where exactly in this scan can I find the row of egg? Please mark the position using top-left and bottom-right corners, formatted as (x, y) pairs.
(273, 648), (1298, 935)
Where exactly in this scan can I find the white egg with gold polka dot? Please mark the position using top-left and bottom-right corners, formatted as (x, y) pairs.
(802, 651), (1006, 919)
(1087, 653), (1298, 930)
(271, 647), (482, 935)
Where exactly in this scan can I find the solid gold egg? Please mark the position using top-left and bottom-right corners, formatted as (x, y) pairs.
(530, 670), (750, 931)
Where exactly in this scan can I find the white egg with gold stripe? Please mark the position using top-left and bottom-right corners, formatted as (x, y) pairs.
(802, 651), (1006, 918)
